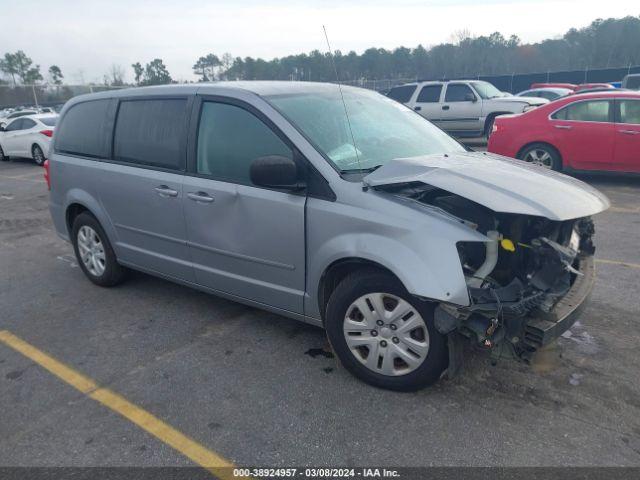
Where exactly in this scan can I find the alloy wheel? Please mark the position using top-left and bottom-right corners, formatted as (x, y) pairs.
(32, 146), (45, 165)
(77, 225), (106, 276)
(343, 292), (430, 376)
(523, 148), (553, 169)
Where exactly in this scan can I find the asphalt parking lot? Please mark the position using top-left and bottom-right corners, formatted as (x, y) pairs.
(1, 156), (640, 471)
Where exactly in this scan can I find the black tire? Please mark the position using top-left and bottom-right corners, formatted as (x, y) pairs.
(484, 115), (496, 138)
(32, 144), (45, 166)
(0, 145), (8, 162)
(71, 212), (127, 287)
(518, 143), (562, 171)
(325, 269), (448, 391)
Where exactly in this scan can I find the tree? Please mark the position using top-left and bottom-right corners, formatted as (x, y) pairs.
(0, 51), (41, 85)
(12, 51), (37, 83)
(24, 66), (43, 84)
(219, 52), (234, 79)
(131, 62), (144, 85)
(48, 65), (64, 85)
(105, 64), (125, 86)
(191, 15), (640, 84)
(193, 53), (221, 81)
(0, 53), (19, 86)
(143, 58), (172, 85)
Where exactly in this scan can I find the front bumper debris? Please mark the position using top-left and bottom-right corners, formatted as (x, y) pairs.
(523, 254), (595, 348)
(436, 253), (596, 363)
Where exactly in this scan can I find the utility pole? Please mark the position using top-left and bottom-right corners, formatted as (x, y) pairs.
(31, 85), (38, 108)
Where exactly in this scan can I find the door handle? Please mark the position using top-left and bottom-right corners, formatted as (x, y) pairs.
(154, 185), (179, 197)
(414, 106), (421, 111)
(442, 105), (450, 110)
(619, 129), (640, 135)
(554, 125), (572, 130)
(187, 191), (215, 203)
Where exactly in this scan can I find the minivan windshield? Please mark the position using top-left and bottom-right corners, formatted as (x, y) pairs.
(265, 87), (464, 172)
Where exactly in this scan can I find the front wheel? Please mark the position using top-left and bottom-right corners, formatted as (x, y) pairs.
(32, 145), (45, 166)
(0, 145), (8, 162)
(325, 270), (448, 391)
(485, 116), (496, 138)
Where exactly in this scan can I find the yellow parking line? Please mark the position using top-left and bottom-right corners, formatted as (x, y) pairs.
(0, 330), (241, 479)
(596, 258), (640, 269)
(608, 206), (640, 214)
(0, 174), (42, 183)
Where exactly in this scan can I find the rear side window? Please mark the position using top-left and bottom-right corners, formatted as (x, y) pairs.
(56, 100), (112, 158)
(22, 118), (36, 129)
(445, 84), (474, 102)
(5, 119), (24, 131)
(416, 85), (442, 103)
(114, 99), (188, 170)
(624, 76), (640, 89)
(387, 85), (416, 103)
(197, 102), (292, 185)
(539, 91), (558, 100)
(552, 100), (611, 122)
(619, 100), (640, 124)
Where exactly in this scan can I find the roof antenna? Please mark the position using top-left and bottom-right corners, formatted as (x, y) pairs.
(322, 25), (360, 169)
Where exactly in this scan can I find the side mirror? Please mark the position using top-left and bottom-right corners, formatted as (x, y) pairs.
(250, 155), (304, 190)
(465, 93), (477, 102)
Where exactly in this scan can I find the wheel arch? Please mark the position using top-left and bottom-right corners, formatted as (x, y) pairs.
(317, 257), (403, 323)
(65, 202), (90, 236)
(63, 190), (118, 247)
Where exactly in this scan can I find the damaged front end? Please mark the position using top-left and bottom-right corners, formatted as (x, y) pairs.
(380, 181), (598, 363)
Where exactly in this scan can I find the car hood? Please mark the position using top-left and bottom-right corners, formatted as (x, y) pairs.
(363, 152), (610, 221)
(493, 95), (548, 106)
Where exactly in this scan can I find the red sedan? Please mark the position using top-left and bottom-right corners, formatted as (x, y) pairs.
(488, 91), (640, 173)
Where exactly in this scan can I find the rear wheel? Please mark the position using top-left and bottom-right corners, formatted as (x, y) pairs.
(32, 145), (45, 166)
(325, 269), (447, 391)
(519, 143), (561, 171)
(72, 212), (127, 287)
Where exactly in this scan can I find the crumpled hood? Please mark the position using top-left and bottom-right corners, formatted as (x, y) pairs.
(363, 152), (610, 221)
(493, 95), (548, 106)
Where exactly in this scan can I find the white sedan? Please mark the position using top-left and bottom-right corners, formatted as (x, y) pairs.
(0, 114), (58, 166)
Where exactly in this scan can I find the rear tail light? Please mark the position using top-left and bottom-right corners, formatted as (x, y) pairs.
(40, 129), (54, 137)
(44, 160), (51, 190)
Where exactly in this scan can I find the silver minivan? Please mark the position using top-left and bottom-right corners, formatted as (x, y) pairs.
(48, 82), (609, 391)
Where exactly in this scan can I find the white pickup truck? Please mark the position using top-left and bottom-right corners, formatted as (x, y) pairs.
(388, 80), (548, 138)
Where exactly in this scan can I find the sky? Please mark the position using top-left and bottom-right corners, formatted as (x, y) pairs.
(1, 0), (638, 83)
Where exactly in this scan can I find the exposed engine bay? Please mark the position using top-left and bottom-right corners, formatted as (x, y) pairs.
(377, 181), (596, 361)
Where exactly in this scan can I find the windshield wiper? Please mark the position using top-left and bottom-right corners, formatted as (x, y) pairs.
(342, 164), (383, 174)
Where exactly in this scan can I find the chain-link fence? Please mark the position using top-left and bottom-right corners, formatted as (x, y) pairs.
(340, 65), (640, 93)
(0, 84), (128, 109)
(2, 64), (638, 109)
(338, 78), (419, 93)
